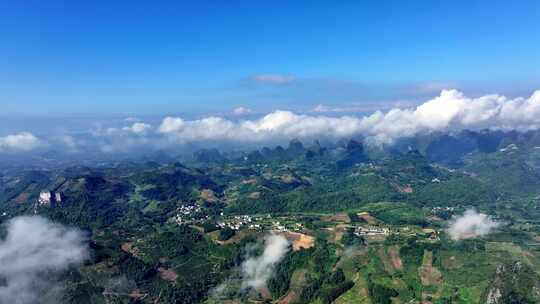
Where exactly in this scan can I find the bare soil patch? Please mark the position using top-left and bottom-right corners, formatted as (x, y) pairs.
(14, 192), (30, 203)
(357, 212), (377, 224)
(419, 251), (442, 286)
(278, 269), (307, 304)
(388, 246), (403, 271)
(200, 189), (218, 202)
(321, 213), (351, 223)
(121, 242), (141, 258)
(241, 178), (257, 185)
(247, 191), (261, 199)
(158, 267), (178, 282)
(284, 231), (315, 251)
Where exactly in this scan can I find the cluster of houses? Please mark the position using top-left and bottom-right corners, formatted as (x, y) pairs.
(430, 206), (455, 213)
(217, 215), (254, 230)
(215, 215), (306, 232)
(272, 221), (286, 231)
(354, 225), (390, 236)
(271, 221), (304, 232)
(174, 204), (209, 225)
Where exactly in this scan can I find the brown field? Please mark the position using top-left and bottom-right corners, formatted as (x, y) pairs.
(247, 191), (261, 199)
(241, 178), (257, 185)
(419, 251), (442, 286)
(397, 185), (414, 193)
(200, 189), (218, 202)
(441, 253), (462, 270)
(284, 231), (315, 251)
(128, 289), (147, 299)
(158, 267), (178, 282)
(388, 246), (403, 271)
(321, 213), (351, 223)
(14, 191), (30, 203)
(121, 242), (141, 258)
(357, 212), (377, 224)
(278, 269), (307, 304)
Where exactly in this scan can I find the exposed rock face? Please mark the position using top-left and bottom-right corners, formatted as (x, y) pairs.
(193, 148), (226, 164)
(287, 139), (305, 153)
(482, 261), (540, 304)
(336, 139), (368, 169)
(55, 192), (63, 203)
(38, 191), (52, 205)
(38, 190), (64, 206)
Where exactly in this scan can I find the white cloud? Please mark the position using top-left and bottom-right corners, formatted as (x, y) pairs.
(0, 216), (88, 303)
(153, 89), (540, 145)
(403, 82), (456, 95)
(27, 88), (540, 154)
(313, 104), (332, 113)
(252, 74), (295, 85)
(233, 107), (252, 116)
(210, 233), (290, 299)
(0, 132), (42, 151)
(158, 116), (185, 133)
(447, 210), (500, 240)
(241, 233), (290, 289)
(313, 100), (419, 114)
(123, 122), (152, 134)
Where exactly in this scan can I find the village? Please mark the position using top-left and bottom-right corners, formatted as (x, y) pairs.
(169, 200), (444, 246)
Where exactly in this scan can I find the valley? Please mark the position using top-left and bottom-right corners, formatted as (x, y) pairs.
(2, 131), (540, 303)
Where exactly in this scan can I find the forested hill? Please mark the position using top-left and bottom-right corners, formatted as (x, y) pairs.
(2, 130), (540, 303)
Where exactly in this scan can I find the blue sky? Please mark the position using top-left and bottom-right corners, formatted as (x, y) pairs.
(1, 0), (539, 116)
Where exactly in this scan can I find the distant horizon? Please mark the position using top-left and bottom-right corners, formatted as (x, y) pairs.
(1, 88), (539, 157)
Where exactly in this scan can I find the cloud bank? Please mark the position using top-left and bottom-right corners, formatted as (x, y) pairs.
(0, 216), (88, 304)
(157, 89), (540, 145)
(241, 233), (290, 289)
(447, 210), (500, 240)
(6, 89), (540, 154)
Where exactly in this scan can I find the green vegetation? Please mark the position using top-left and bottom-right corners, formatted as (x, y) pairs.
(3, 132), (540, 303)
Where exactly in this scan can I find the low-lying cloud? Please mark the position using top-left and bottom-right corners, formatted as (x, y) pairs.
(0, 132), (42, 152)
(211, 233), (290, 300)
(157, 89), (540, 145)
(447, 209), (500, 240)
(123, 122), (153, 134)
(241, 233), (290, 289)
(6, 89), (540, 154)
(0, 216), (88, 304)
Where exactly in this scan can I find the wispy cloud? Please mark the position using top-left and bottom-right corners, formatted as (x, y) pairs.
(232, 107), (252, 116)
(401, 82), (458, 95)
(252, 74), (296, 85)
(312, 100), (418, 114)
